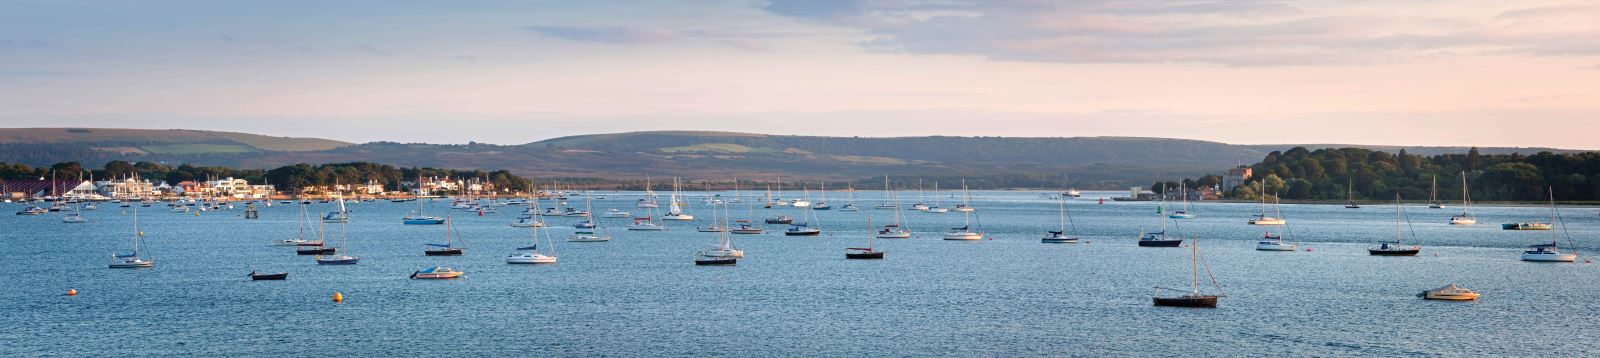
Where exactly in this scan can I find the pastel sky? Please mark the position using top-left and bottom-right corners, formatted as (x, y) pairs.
(2, 0), (1598, 148)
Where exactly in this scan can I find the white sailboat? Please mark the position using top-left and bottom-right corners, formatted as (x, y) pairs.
(508, 197), (558, 264)
(1168, 181), (1195, 219)
(876, 185), (912, 239)
(1248, 187), (1286, 225)
(403, 186), (445, 225)
(952, 179), (976, 212)
(637, 175), (660, 209)
(941, 195), (983, 240)
(314, 207), (359, 264)
(925, 181), (949, 213)
(569, 193), (611, 242)
(511, 190), (544, 227)
(838, 183), (860, 212)
(1522, 187), (1577, 262)
(1041, 193), (1079, 243)
(322, 192), (349, 223)
(698, 205), (743, 258)
(662, 177), (694, 221)
(1449, 171), (1476, 225)
(108, 206), (153, 268)
(1343, 177), (1360, 209)
(275, 202), (321, 246)
(785, 187), (822, 236)
(873, 175), (898, 210)
(811, 182), (831, 210)
(62, 203), (88, 223)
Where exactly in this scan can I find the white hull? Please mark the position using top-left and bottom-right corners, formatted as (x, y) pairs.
(628, 225), (669, 231)
(943, 232), (982, 241)
(566, 235), (611, 242)
(1255, 242), (1297, 251)
(1249, 218), (1286, 225)
(661, 214), (694, 221)
(1521, 253), (1577, 262)
(1449, 218), (1476, 225)
(925, 208), (949, 213)
(699, 248), (744, 258)
(506, 253), (558, 264)
(876, 231), (911, 239)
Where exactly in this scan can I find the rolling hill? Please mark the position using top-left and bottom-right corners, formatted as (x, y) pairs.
(0, 128), (1586, 189)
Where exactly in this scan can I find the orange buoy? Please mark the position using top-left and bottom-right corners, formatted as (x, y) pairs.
(332, 291), (344, 303)
(67, 289), (78, 296)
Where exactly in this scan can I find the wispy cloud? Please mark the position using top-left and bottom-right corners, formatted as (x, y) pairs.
(523, 25), (677, 44)
(356, 44), (393, 57)
(763, 0), (1600, 66)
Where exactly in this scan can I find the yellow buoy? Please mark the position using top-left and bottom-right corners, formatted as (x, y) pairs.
(332, 291), (344, 302)
(67, 289), (78, 296)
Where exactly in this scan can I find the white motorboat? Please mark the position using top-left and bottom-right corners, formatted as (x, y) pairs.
(410, 266), (464, 279)
(1421, 284), (1480, 300)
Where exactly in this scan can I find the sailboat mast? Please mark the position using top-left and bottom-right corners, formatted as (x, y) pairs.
(1191, 239), (1200, 294)
(1394, 193), (1402, 243)
(1058, 193), (1066, 232)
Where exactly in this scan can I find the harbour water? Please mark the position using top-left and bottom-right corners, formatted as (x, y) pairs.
(6, 191), (1600, 356)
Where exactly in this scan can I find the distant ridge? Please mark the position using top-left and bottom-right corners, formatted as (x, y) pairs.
(0, 128), (1589, 188)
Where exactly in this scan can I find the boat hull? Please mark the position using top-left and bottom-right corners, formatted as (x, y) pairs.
(296, 247), (336, 255)
(1521, 253), (1577, 262)
(424, 248), (464, 256)
(506, 255), (557, 264)
(785, 230), (821, 236)
(845, 251), (885, 259)
(1153, 296), (1218, 308)
(1368, 249), (1420, 256)
(1041, 237), (1079, 244)
(404, 219), (445, 225)
(694, 258), (737, 265)
(1423, 292), (1479, 300)
(1139, 239), (1183, 247)
(731, 229), (765, 234)
(250, 272), (288, 280)
(315, 257), (359, 265)
(1255, 242), (1297, 251)
(943, 233), (982, 241)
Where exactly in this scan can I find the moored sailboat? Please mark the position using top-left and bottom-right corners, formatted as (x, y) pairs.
(1370, 193), (1421, 256)
(1041, 192), (1080, 243)
(1521, 187), (1578, 262)
(109, 207), (153, 268)
(424, 215), (465, 256)
(847, 216), (885, 259)
(1449, 171), (1476, 225)
(1152, 236), (1223, 308)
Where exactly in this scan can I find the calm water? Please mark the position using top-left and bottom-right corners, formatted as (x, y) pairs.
(6, 191), (1600, 356)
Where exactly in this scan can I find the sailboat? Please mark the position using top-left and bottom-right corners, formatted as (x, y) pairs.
(877, 185), (912, 239)
(295, 210), (337, 255)
(1369, 193), (1421, 256)
(323, 189), (350, 222)
(696, 195), (728, 232)
(403, 189), (445, 225)
(1041, 193), (1080, 243)
(511, 190), (546, 228)
(507, 197), (558, 264)
(838, 183), (860, 212)
(569, 193), (611, 242)
(941, 195), (983, 240)
(277, 202), (322, 246)
(785, 187), (823, 236)
(811, 182), (831, 210)
(1139, 196), (1183, 247)
(108, 206), (153, 268)
(62, 203), (88, 223)
(698, 205), (743, 259)
(1247, 188), (1286, 225)
(1151, 236), (1223, 308)
(1522, 187), (1578, 262)
(873, 175), (898, 210)
(952, 179), (976, 212)
(847, 216), (885, 259)
(911, 179), (930, 211)
(314, 209), (359, 264)
(628, 184), (669, 231)
(662, 177), (694, 221)
(1449, 171), (1476, 225)
(424, 215), (465, 256)
(1344, 178), (1360, 209)
(637, 175), (660, 208)
(1427, 175), (1443, 209)
(1167, 182), (1195, 219)
(925, 182), (948, 213)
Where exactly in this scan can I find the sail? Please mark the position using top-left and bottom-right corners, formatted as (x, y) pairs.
(668, 194), (683, 214)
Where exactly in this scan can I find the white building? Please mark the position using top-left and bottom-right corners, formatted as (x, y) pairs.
(95, 178), (156, 199)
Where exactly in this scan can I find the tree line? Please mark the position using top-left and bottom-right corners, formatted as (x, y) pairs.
(1204, 147), (1600, 202)
(0, 161), (531, 194)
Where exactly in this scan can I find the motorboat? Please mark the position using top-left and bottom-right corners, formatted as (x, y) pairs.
(1420, 284), (1480, 300)
(1248, 214), (1286, 225)
(410, 266), (464, 279)
(765, 215), (793, 225)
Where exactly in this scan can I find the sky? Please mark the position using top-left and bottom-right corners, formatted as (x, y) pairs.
(2, 0), (1598, 148)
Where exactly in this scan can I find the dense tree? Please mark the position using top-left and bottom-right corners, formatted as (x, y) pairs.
(1214, 147), (1600, 201)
